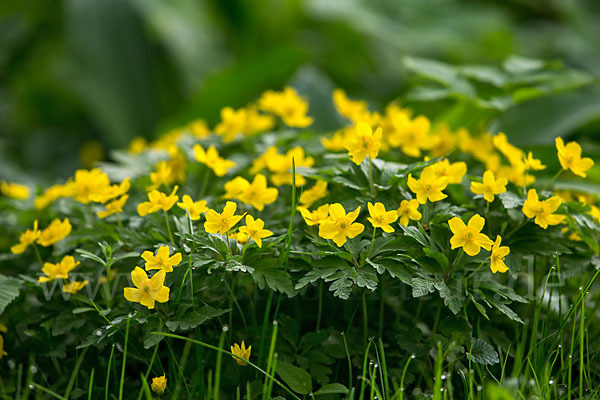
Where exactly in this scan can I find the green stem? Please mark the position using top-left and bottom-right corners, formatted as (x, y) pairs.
(316, 281), (323, 332)
(542, 169), (563, 191)
(466, 258), (489, 280)
(579, 296), (585, 400)
(367, 227), (377, 260)
(118, 318), (130, 400)
(117, 212), (123, 229)
(199, 166), (211, 199)
(368, 157), (376, 197)
(362, 291), (369, 349)
(164, 211), (175, 244)
(32, 243), (43, 266)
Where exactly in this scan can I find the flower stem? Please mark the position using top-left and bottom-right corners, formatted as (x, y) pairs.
(367, 227), (377, 260)
(362, 291), (369, 349)
(199, 166), (211, 199)
(542, 169), (563, 191)
(164, 211), (175, 244)
(32, 244), (43, 266)
(368, 157), (376, 197)
(466, 258), (488, 280)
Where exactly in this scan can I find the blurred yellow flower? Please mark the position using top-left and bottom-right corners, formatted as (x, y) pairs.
(38, 218), (72, 247)
(258, 87), (313, 128)
(215, 107), (248, 143)
(333, 89), (368, 121)
(223, 177), (250, 200)
(177, 195), (208, 220)
(187, 118), (211, 139)
(72, 168), (111, 204)
(524, 152), (546, 171)
(38, 255), (80, 283)
(128, 137), (148, 154)
(0, 335), (6, 359)
(97, 195), (129, 219)
(430, 159), (467, 184)
(194, 144), (236, 177)
(299, 180), (328, 208)
(238, 174), (278, 211)
(268, 147), (314, 186)
(1, 180), (29, 200)
(63, 280), (89, 294)
(10, 220), (40, 254)
(124, 267), (170, 310)
(388, 114), (431, 158)
(142, 245), (182, 273)
(91, 178), (130, 204)
(138, 186), (179, 216)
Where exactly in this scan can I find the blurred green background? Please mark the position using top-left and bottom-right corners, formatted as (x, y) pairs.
(1, 0), (600, 181)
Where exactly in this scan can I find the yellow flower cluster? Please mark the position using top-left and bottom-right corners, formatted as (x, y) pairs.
(11, 218), (72, 254)
(251, 146), (314, 186)
(1, 180), (30, 200)
(223, 174), (278, 211)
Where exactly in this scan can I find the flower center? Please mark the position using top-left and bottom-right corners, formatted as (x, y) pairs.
(339, 222), (347, 230)
(425, 184), (431, 191)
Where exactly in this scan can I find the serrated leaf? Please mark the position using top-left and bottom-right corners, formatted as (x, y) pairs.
(251, 268), (295, 297)
(165, 306), (229, 331)
(434, 280), (465, 315)
(295, 267), (340, 290)
(468, 338), (499, 365)
(498, 192), (522, 209)
(0, 274), (22, 315)
(411, 277), (436, 297)
(423, 247), (449, 271)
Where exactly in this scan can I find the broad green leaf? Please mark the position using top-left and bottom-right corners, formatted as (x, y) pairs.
(0, 274), (22, 315)
(467, 338), (500, 365)
(276, 361), (313, 395)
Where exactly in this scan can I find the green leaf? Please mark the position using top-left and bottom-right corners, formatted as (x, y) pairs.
(0, 274), (22, 315)
(411, 277), (437, 297)
(276, 361), (313, 395)
(295, 267), (340, 290)
(251, 268), (296, 297)
(314, 383), (349, 395)
(434, 280), (465, 315)
(498, 192), (522, 209)
(467, 338), (500, 366)
(423, 247), (449, 271)
(75, 249), (106, 266)
(165, 306), (229, 331)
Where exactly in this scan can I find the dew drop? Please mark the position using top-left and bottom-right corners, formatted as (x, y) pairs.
(272, 320), (278, 326)
(29, 385), (35, 390)
(222, 325), (229, 332)
(477, 385), (482, 391)
(411, 354), (416, 359)
(441, 374), (447, 380)
(7, 360), (15, 369)
(549, 379), (554, 385)
(95, 330), (102, 336)
(30, 366), (38, 374)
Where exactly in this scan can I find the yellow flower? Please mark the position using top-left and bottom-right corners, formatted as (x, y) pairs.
(187, 118), (211, 139)
(38, 255), (80, 283)
(151, 374), (167, 395)
(34, 184), (72, 210)
(429, 124), (458, 157)
(238, 174), (278, 211)
(90, 178), (130, 203)
(204, 201), (244, 234)
(321, 129), (349, 152)
(470, 171), (507, 203)
(239, 215), (273, 248)
(268, 147), (314, 186)
(149, 161), (175, 189)
(62, 280), (89, 294)
(250, 146), (279, 174)
(244, 105), (275, 136)
(229, 230), (249, 245)
(177, 195), (208, 220)
(223, 177), (250, 200)
(344, 121), (383, 165)
(123, 267), (170, 310)
(97, 195), (129, 219)
(388, 114), (431, 158)
(0, 323), (6, 333)
(11, 220), (40, 254)
(319, 204), (364, 247)
(496, 164), (535, 187)
(231, 341), (251, 366)
(555, 137), (594, 178)
(1, 180), (30, 200)
(0, 335), (6, 359)
(407, 166), (449, 204)
(448, 214), (493, 256)
(493, 133), (523, 166)
(522, 189), (565, 229)
(490, 236), (509, 273)
(137, 186), (179, 216)
(588, 205), (600, 223)
(397, 199), (421, 226)
(258, 87), (313, 128)
(524, 152), (546, 171)
(367, 202), (398, 233)
(142, 245), (182, 273)
(298, 204), (330, 226)
(299, 180), (328, 208)
(128, 137), (148, 154)
(38, 218), (72, 247)
(72, 168), (111, 204)
(430, 159), (467, 184)
(332, 89), (368, 121)
(215, 107), (248, 143)
(193, 144), (236, 177)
